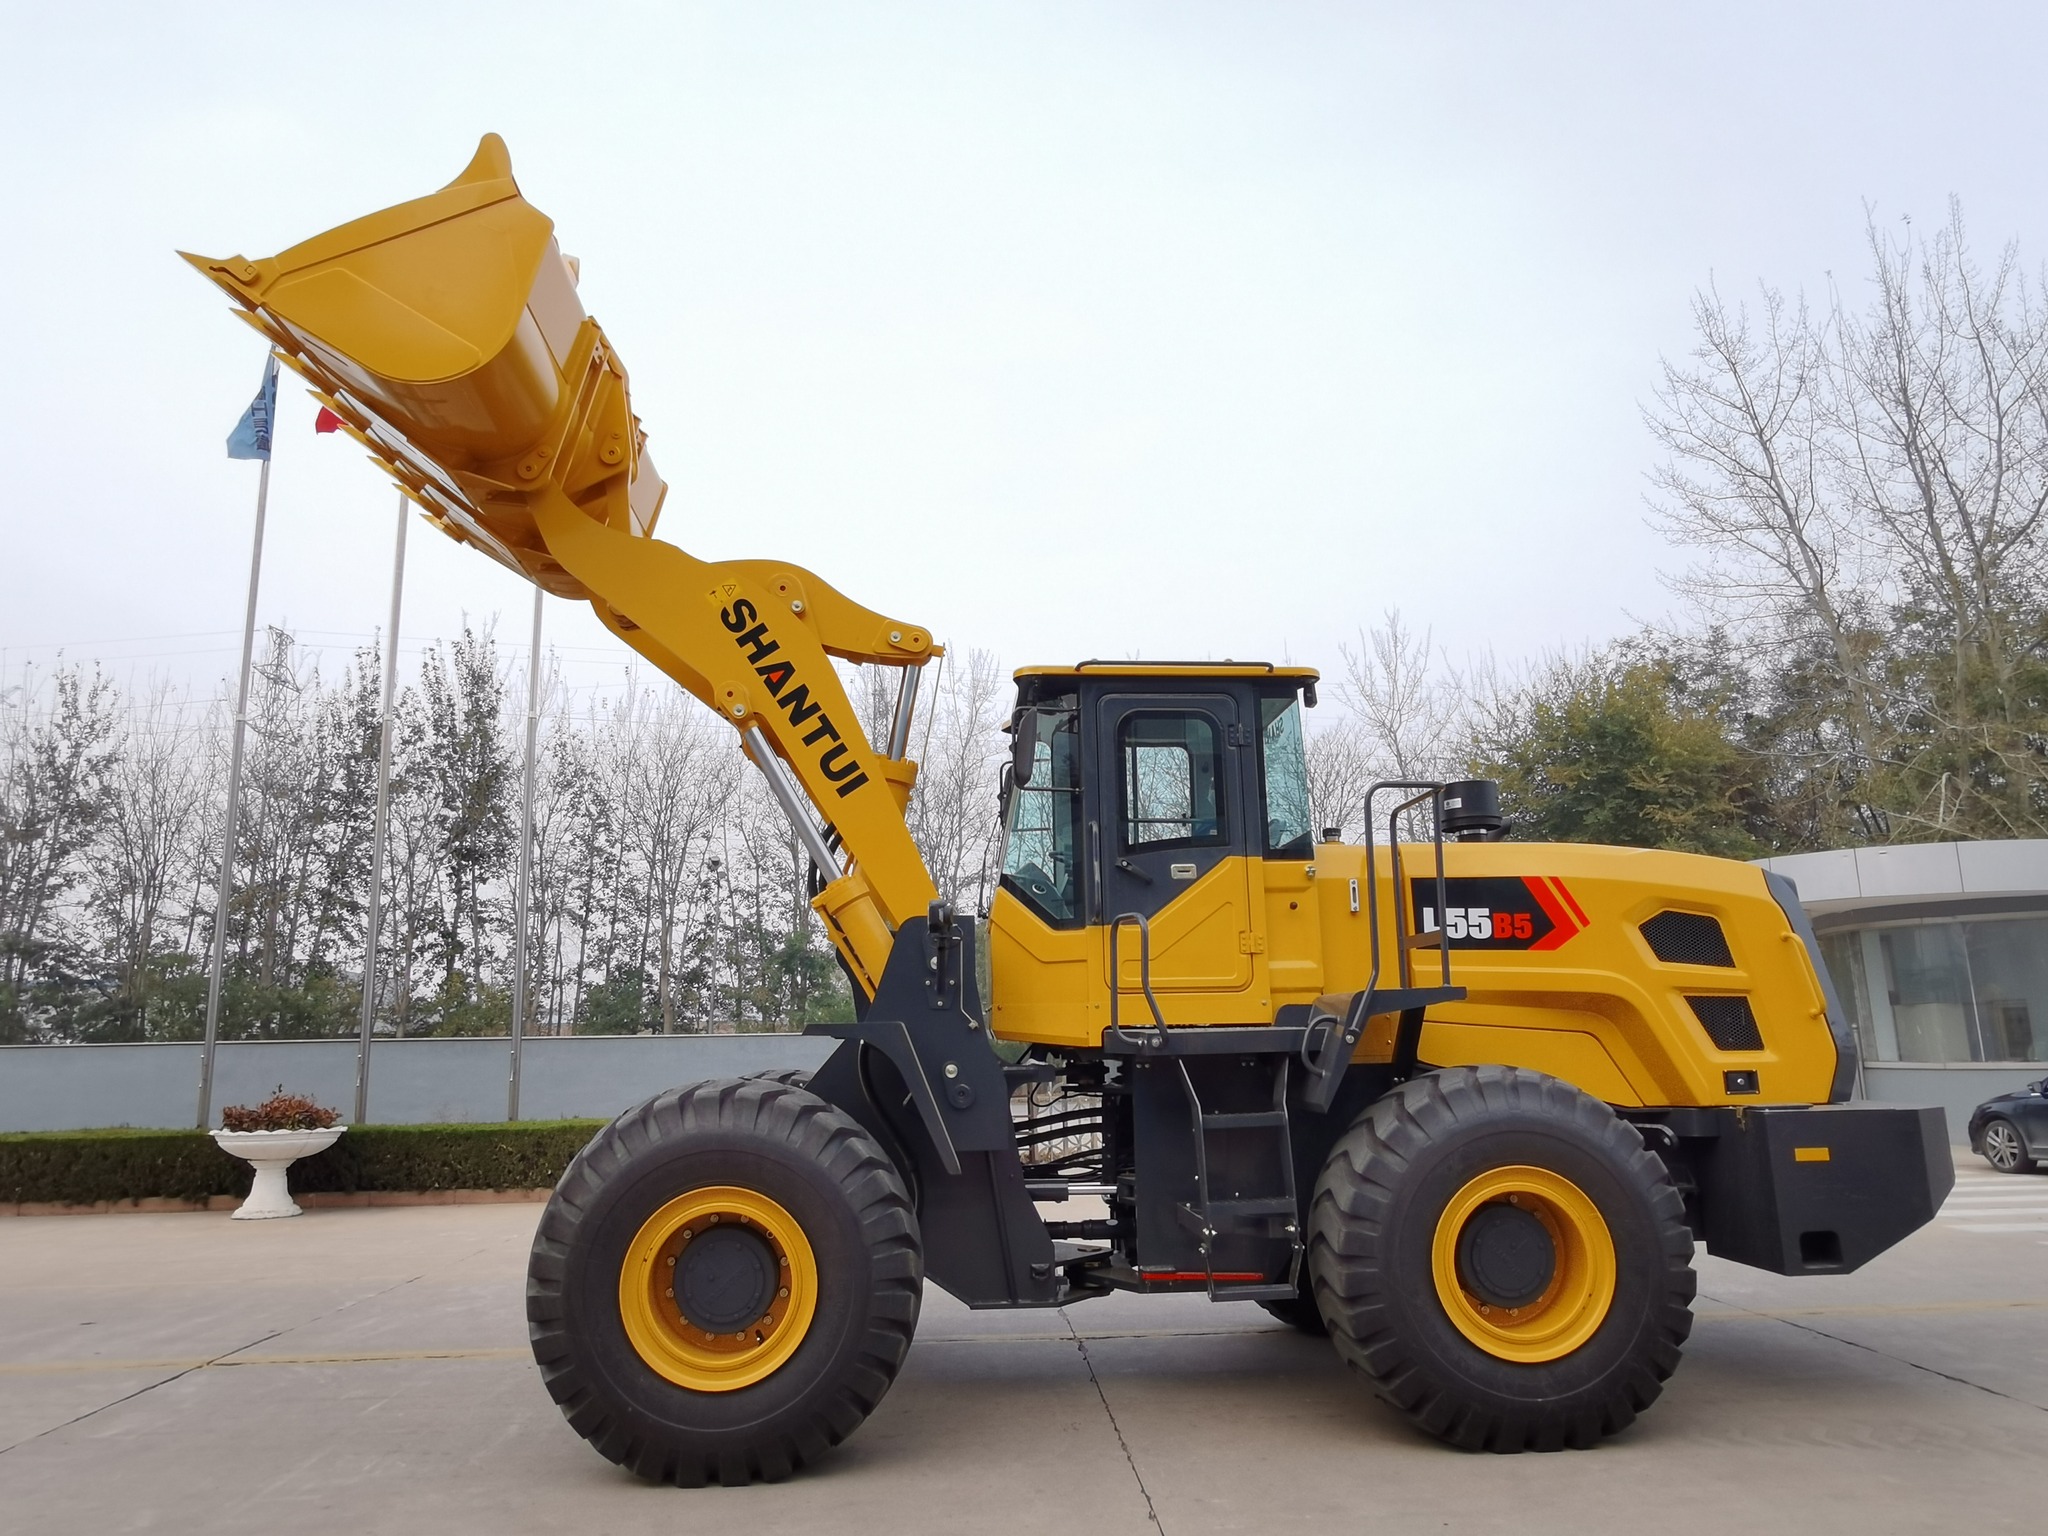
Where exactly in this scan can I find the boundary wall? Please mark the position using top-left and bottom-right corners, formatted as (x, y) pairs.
(0, 1035), (833, 1133)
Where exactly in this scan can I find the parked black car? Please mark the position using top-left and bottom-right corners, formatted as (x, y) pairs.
(1969, 1079), (2048, 1172)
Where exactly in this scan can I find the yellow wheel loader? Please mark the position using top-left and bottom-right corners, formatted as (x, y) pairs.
(185, 137), (1951, 1483)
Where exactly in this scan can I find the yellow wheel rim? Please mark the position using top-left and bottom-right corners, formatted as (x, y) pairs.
(618, 1185), (819, 1393)
(1430, 1165), (1616, 1364)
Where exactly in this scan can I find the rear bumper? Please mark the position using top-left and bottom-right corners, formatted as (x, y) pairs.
(1653, 1104), (1952, 1275)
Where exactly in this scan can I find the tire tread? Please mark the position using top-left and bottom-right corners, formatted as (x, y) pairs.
(527, 1078), (920, 1485)
(1309, 1065), (1695, 1453)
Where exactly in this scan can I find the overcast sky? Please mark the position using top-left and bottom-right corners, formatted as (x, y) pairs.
(6, 2), (2046, 708)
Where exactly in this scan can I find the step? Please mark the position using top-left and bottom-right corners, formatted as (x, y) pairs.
(1203, 1196), (1299, 1219)
(1208, 1281), (1300, 1302)
(1200, 1111), (1289, 1131)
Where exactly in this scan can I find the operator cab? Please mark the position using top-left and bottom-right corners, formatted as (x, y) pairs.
(989, 662), (1318, 1045)
(999, 662), (1318, 930)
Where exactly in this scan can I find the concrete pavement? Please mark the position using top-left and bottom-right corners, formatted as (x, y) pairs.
(3, 1157), (2047, 1534)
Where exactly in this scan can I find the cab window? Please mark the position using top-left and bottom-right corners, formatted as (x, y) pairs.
(999, 699), (1083, 926)
(1259, 694), (1313, 859)
(1119, 712), (1226, 851)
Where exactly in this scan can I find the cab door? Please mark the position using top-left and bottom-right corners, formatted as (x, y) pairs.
(1095, 692), (1255, 997)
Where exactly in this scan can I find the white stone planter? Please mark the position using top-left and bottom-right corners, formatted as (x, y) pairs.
(210, 1127), (346, 1219)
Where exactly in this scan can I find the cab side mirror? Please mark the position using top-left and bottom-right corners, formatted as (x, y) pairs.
(1011, 709), (1038, 788)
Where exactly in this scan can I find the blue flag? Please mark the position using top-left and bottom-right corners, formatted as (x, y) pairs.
(226, 355), (278, 461)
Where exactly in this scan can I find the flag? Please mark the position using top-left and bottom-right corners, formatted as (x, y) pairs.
(226, 355), (278, 461)
(314, 406), (344, 434)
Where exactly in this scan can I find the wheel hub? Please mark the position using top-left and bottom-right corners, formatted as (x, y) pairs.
(617, 1186), (818, 1393)
(1455, 1201), (1557, 1309)
(677, 1224), (778, 1334)
(1430, 1165), (1617, 1364)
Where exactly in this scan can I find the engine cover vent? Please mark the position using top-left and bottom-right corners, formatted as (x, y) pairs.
(1642, 911), (1735, 967)
(1689, 996), (1764, 1053)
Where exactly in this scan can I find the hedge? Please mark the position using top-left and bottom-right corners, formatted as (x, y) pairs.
(0, 1120), (604, 1207)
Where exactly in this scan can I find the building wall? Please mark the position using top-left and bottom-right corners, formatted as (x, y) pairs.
(1758, 840), (2048, 1142)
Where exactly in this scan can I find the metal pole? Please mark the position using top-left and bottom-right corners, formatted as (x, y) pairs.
(742, 724), (840, 875)
(508, 585), (543, 1122)
(196, 451), (272, 1130)
(886, 662), (922, 759)
(354, 491), (409, 1125)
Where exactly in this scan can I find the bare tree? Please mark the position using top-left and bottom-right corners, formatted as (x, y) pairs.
(88, 678), (211, 1035)
(615, 681), (737, 1034)
(0, 663), (117, 1037)
(1648, 205), (2048, 844)
(908, 648), (1008, 913)
(1336, 610), (1463, 783)
(1302, 713), (1374, 841)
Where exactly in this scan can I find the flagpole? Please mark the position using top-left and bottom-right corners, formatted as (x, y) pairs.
(355, 490), (409, 1125)
(508, 584), (544, 1122)
(196, 357), (278, 1130)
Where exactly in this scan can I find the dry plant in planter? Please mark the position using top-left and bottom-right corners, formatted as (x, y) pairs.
(212, 1087), (347, 1219)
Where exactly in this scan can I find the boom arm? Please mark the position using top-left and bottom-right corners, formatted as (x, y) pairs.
(182, 134), (937, 994)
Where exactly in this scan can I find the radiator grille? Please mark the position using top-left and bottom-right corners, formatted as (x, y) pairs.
(1689, 995), (1764, 1053)
(1642, 911), (1735, 967)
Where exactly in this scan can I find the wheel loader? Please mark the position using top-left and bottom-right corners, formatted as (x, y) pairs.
(184, 136), (1952, 1484)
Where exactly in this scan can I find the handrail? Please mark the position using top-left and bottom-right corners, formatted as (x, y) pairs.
(1106, 911), (1167, 1048)
(1362, 781), (1454, 995)
(1298, 781), (1459, 1104)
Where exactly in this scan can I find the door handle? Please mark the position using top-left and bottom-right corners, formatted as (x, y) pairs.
(1115, 858), (1154, 884)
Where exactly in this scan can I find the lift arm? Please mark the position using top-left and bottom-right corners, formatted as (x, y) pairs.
(182, 134), (937, 994)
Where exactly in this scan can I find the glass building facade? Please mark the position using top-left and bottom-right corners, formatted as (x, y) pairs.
(1818, 915), (2048, 1066)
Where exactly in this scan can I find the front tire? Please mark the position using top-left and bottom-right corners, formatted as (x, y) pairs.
(527, 1078), (921, 1484)
(1309, 1065), (1694, 1451)
(1982, 1117), (2035, 1173)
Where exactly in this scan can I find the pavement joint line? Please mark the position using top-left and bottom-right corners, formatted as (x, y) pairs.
(1697, 1290), (2048, 1415)
(0, 1347), (532, 1375)
(0, 1328), (283, 1459)
(201, 1271), (432, 1371)
(1061, 1307), (1165, 1535)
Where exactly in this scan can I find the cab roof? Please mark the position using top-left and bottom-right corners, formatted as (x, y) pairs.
(1013, 660), (1319, 683)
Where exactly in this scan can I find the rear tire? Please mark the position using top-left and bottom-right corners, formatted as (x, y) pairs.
(527, 1078), (921, 1484)
(1309, 1065), (1694, 1452)
(1982, 1117), (2035, 1173)
(1257, 1269), (1328, 1336)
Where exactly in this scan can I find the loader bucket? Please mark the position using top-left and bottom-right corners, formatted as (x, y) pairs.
(181, 134), (665, 596)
